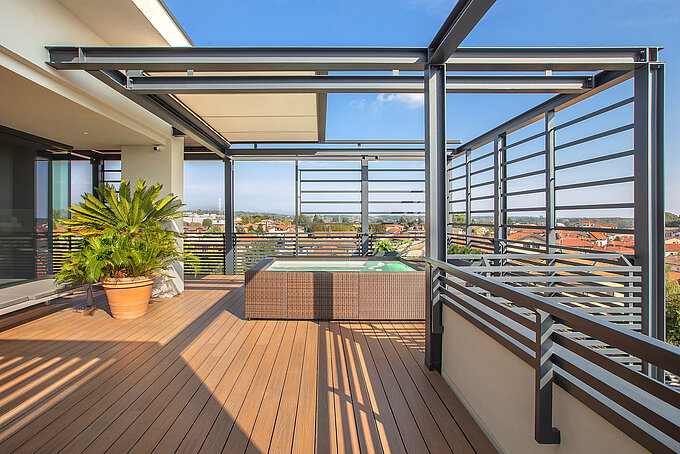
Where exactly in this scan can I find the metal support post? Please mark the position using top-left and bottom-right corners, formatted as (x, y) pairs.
(634, 63), (665, 380)
(534, 309), (560, 443)
(424, 263), (444, 371)
(534, 309), (560, 444)
(446, 157), (453, 249)
(361, 156), (369, 256)
(499, 134), (508, 255)
(47, 157), (54, 275)
(465, 149), (472, 246)
(295, 160), (299, 256)
(424, 63), (446, 371)
(493, 134), (507, 254)
(91, 157), (102, 191)
(545, 109), (556, 252)
(224, 156), (235, 275)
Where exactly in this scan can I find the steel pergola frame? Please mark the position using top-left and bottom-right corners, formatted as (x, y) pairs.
(47, 46), (658, 72)
(43, 0), (666, 416)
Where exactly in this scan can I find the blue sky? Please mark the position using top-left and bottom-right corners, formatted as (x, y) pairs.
(171, 0), (680, 215)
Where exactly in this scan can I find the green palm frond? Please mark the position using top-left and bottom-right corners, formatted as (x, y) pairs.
(55, 179), (198, 287)
(60, 179), (184, 238)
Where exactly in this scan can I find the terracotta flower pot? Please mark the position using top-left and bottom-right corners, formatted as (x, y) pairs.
(100, 276), (155, 320)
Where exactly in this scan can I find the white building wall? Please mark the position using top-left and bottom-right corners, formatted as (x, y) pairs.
(122, 137), (185, 297)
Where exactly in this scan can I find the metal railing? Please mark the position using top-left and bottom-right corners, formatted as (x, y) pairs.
(418, 255), (680, 451)
(183, 231), (426, 275)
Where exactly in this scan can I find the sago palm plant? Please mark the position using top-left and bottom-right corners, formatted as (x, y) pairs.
(56, 179), (196, 287)
(61, 179), (183, 237)
(56, 228), (185, 286)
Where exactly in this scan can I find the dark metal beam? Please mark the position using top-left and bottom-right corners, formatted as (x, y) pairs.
(324, 139), (462, 145)
(47, 46), (429, 71)
(125, 74), (593, 94)
(428, 0), (496, 65)
(424, 64), (446, 371)
(634, 63), (665, 380)
(224, 156), (235, 274)
(47, 46), (659, 72)
(87, 70), (229, 157)
(445, 47), (658, 71)
(316, 71), (328, 143)
(225, 147), (432, 160)
(226, 147), (427, 155)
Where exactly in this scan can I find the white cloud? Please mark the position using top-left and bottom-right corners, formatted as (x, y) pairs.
(375, 93), (424, 109)
(349, 98), (367, 109)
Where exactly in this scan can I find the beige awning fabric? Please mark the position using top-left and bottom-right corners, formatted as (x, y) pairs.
(152, 72), (322, 144)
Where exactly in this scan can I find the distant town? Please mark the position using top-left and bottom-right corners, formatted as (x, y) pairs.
(183, 210), (425, 235)
(178, 209), (680, 257)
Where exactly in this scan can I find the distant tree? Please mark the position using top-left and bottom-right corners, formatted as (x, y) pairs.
(451, 214), (465, 226)
(341, 217), (351, 224)
(241, 214), (251, 224)
(256, 224), (264, 233)
(369, 224), (386, 233)
(666, 212), (680, 227)
(309, 215), (327, 232)
(202, 218), (212, 227)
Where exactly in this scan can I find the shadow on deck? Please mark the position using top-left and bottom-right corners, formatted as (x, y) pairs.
(0, 275), (495, 453)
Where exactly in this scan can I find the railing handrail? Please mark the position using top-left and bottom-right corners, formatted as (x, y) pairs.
(413, 255), (680, 376)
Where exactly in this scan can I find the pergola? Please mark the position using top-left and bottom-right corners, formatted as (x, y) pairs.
(34, 1), (678, 448)
(47, 0), (664, 372)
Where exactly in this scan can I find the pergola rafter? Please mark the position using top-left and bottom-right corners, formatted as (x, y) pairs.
(46, 46), (658, 72)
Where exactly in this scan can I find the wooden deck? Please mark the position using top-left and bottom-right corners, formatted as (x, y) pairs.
(0, 275), (495, 453)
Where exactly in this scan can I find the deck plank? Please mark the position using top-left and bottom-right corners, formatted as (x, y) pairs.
(242, 322), (297, 454)
(339, 322), (383, 454)
(329, 320), (361, 453)
(134, 319), (272, 453)
(398, 322), (499, 454)
(370, 322), (453, 453)
(0, 283), (238, 453)
(268, 319), (308, 453)
(361, 321), (430, 453)
(315, 320), (338, 454)
(291, 321), (319, 453)
(220, 320), (288, 454)
(349, 322), (406, 454)
(0, 276), (492, 454)
(181, 319), (270, 453)
(89, 295), (249, 453)
(384, 322), (475, 454)
(12, 283), (241, 453)
(38, 290), (248, 454)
